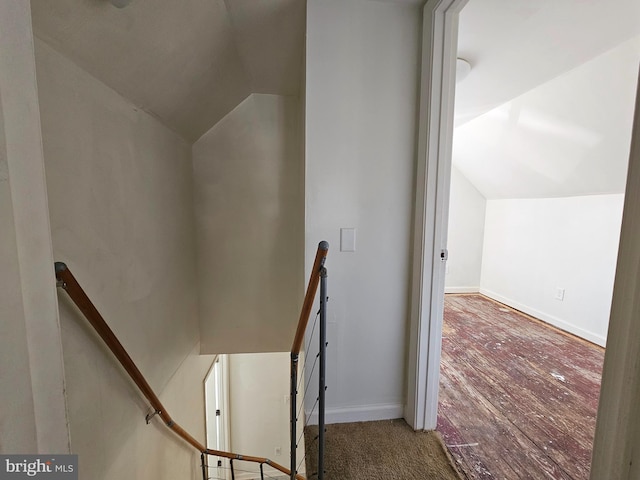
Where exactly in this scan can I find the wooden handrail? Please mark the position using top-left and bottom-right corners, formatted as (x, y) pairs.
(291, 241), (330, 355)
(54, 262), (304, 480)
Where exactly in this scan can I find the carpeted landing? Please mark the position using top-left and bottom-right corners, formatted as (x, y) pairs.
(304, 419), (462, 479)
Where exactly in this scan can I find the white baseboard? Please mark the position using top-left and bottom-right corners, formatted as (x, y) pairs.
(445, 286), (480, 294)
(305, 402), (403, 426)
(479, 289), (607, 347)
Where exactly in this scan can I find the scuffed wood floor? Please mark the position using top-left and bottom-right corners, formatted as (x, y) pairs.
(437, 294), (604, 480)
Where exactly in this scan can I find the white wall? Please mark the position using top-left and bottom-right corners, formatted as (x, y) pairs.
(35, 38), (207, 479)
(305, 0), (421, 423)
(480, 194), (625, 346)
(445, 166), (486, 292)
(193, 94), (304, 354)
(0, 2), (68, 453)
(227, 353), (304, 479)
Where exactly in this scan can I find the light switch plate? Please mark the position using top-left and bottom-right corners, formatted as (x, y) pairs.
(340, 228), (356, 252)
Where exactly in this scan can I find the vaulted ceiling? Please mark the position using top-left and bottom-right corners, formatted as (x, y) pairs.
(454, 0), (640, 199)
(30, 0), (305, 142)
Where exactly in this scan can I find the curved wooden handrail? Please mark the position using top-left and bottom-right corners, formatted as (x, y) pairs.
(291, 241), (330, 355)
(203, 448), (297, 477)
(54, 262), (304, 480)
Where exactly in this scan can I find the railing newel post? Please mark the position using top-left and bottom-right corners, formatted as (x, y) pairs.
(289, 241), (329, 480)
(318, 266), (328, 480)
(290, 353), (299, 480)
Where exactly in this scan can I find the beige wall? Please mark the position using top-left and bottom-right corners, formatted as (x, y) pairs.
(0, 2), (68, 454)
(0, 94), (37, 454)
(193, 94), (304, 354)
(35, 37), (208, 478)
(227, 352), (304, 479)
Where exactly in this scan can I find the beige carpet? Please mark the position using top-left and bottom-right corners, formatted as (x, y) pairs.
(304, 419), (462, 479)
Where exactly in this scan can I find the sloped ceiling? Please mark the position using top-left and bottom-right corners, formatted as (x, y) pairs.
(30, 0), (305, 142)
(29, 0), (640, 197)
(454, 36), (640, 199)
(455, 0), (640, 125)
(454, 0), (640, 199)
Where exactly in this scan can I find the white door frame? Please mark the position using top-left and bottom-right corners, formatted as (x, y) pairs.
(405, 0), (468, 431)
(204, 354), (231, 480)
(407, 0), (640, 475)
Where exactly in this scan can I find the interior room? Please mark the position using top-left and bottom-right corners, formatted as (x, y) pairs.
(441, 1), (640, 476)
(2, 1), (639, 479)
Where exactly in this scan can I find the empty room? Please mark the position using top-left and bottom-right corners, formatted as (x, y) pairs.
(439, 1), (640, 478)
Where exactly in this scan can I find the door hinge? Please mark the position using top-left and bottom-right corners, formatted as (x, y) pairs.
(440, 249), (448, 261)
(216, 409), (221, 416)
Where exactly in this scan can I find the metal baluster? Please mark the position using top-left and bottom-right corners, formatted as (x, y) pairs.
(230, 459), (235, 480)
(201, 453), (207, 480)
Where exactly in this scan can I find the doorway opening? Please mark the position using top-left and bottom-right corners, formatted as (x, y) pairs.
(205, 354), (231, 480)
(431, 0), (639, 477)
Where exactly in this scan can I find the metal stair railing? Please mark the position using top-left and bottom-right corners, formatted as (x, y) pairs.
(54, 240), (329, 480)
(289, 241), (329, 480)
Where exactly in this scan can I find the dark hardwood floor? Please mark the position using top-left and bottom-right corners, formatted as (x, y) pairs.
(438, 294), (605, 480)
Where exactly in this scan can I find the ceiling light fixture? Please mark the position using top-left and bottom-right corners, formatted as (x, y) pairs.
(456, 58), (472, 83)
